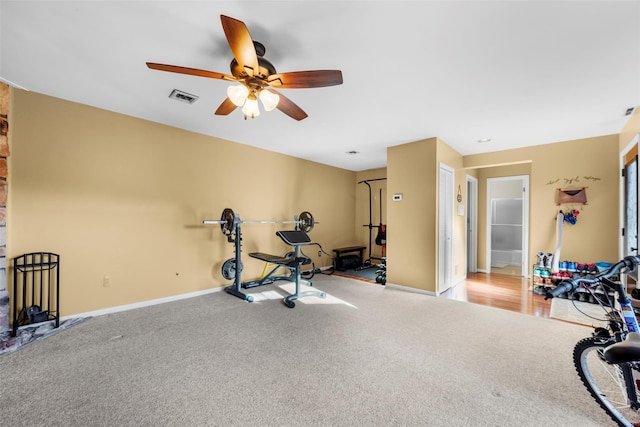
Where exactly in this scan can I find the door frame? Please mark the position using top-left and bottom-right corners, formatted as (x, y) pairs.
(466, 175), (478, 274)
(620, 133), (640, 262)
(485, 175), (530, 277)
(438, 163), (455, 293)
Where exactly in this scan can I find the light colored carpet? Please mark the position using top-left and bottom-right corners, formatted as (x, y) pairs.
(0, 274), (612, 426)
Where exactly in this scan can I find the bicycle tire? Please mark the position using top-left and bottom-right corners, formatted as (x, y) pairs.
(574, 336), (640, 426)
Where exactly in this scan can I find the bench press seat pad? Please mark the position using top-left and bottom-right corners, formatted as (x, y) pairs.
(249, 252), (311, 266)
(275, 230), (311, 246)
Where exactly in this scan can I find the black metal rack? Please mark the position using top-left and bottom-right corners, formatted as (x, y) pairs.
(358, 177), (387, 264)
(12, 252), (60, 337)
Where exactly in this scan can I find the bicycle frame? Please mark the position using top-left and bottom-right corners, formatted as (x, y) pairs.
(547, 255), (640, 424)
(602, 277), (640, 412)
(547, 256), (640, 336)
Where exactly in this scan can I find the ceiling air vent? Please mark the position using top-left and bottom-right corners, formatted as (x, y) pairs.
(625, 107), (635, 116)
(169, 89), (198, 104)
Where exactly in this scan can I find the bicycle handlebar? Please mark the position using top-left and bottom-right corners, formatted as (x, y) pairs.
(544, 255), (640, 300)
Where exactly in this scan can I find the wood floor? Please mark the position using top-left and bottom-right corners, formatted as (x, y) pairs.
(336, 268), (552, 319)
(440, 271), (552, 319)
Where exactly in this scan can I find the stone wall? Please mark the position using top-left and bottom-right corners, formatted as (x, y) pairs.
(0, 83), (10, 332)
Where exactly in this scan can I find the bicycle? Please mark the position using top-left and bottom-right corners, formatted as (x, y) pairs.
(545, 255), (640, 426)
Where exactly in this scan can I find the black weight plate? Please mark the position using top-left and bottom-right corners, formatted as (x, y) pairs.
(221, 258), (242, 280)
(220, 208), (235, 236)
(298, 211), (314, 232)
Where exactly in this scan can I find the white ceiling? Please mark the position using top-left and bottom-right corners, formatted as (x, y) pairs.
(1, 1), (639, 171)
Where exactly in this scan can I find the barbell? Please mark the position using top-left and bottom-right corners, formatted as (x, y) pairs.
(203, 208), (318, 236)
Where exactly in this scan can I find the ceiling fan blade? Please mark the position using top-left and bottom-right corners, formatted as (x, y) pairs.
(146, 63), (236, 81)
(269, 89), (308, 121)
(220, 15), (259, 76)
(214, 98), (238, 116)
(267, 70), (343, 89)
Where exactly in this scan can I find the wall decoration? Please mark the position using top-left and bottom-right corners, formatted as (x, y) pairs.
(557, 187), (587, 205)
(564, 176), (580, 185)
(546, 175), (602, 186)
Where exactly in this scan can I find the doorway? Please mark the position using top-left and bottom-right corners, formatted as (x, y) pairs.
(486, 176), (529, 277)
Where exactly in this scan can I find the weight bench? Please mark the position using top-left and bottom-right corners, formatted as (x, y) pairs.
(243, 251), (311, 290)
(248, 252), (311, 269)
(247, 230), (326, 308)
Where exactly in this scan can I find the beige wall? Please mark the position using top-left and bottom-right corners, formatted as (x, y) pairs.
(386, 133), (620, 295)
(387, 138), (437, 292)
(386, 137), (466, 293)
(466, 135), (620, 272)
(354, 168), (386, 260)
(8, 90), (356, 316)
(8, 88), (633, 315)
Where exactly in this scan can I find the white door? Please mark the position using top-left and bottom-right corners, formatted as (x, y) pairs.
(439, 164), (454, 293)
(466, 176), (478, 273)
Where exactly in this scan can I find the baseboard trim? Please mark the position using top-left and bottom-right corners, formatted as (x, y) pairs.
(385, 282), (436, 296)
(60, 286), (225, 321)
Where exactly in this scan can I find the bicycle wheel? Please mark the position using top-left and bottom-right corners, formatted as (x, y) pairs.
(574, 336), (640, 426)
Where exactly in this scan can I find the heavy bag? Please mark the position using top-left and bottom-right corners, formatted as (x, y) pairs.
(375, 224), (386, 246)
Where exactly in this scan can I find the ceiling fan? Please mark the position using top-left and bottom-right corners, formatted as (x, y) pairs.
(147, 15), (343, 121)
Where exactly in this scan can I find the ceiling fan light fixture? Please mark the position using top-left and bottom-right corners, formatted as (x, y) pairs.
(242, 96), (260, 119)
(259, 89), (279, 111)
(147, 15), (342, 121)
(227, 84), (249, 107)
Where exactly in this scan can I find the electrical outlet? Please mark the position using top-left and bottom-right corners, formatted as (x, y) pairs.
(103, 275), (111, 287)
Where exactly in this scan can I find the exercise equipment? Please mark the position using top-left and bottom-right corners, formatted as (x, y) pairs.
(332, 246), (366, 271)
(358, 178), (386, 265)
(335, 255), (361, 271)
(204, 209), (324, 307)
(375, 257), (386, 285)
(221, 258), (242, 280)
(374, 189), (386, 257)
(276, 230), (326, 308)
(204, 208), (317, 238)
